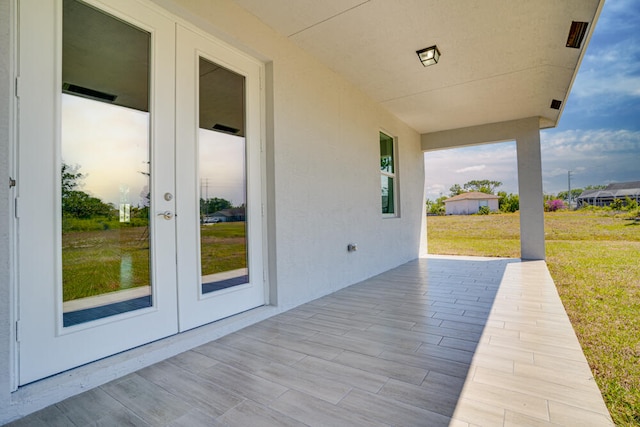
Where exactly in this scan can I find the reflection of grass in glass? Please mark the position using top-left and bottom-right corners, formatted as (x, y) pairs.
(62, 222), (246, 301)
(200, 222), (247, 275)
(62, 226), (150, 301)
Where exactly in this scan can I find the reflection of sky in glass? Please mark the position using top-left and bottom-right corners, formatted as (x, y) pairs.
(62, 94), (149, 206)
(199, 129), (246, 206)
(62, 95), (246, 207)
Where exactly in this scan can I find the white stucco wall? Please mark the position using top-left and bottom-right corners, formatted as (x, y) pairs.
(0, 0), (425, 421)
(154, 0), (425, 307)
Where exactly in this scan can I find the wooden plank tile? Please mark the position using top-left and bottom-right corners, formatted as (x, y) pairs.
(5, 406), (72, 427)
(293, 355), (388, 393)
(267, 333), (343, 360)
(193, 342), (278, 373)
(216, 400), (306, 427)
(166, 349), (219, 374)
(136, 362), (245, 418)
(378, 350), (471, 379)
(305, 332), (389, 357)
(90, 410), (152, 427)
(332, 351), (428, 385)
(216, 334), (306, 366)
(338, 389), (451, 427)
(255, 361), (352, 404)
(378, 378), (459, 417)
(197, 362), (288, 406)
(101, 374), (192, 425)
(165, 409), (222, 427)
(269, 390), (388, 427)
(56, 387), (136, 426)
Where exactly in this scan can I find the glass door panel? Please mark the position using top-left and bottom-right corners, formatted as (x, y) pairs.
(198, 58), (249, 294)
(176, 26), (264, 332)
(18, 0), (178, 385)
(61, 0), (152, 326)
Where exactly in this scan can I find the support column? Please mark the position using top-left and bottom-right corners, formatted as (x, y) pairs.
(516, 121), (545, 260)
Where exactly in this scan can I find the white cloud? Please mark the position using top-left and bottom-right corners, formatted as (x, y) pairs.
(424, 142), (518, 199)
(455, 165), (485, 173)
(569, 2), (640, 112)
(424, 130), (640, 200)
(540, 129), (640, 195)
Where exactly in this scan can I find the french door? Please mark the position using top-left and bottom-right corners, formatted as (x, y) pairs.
(17, 0), (264, 385)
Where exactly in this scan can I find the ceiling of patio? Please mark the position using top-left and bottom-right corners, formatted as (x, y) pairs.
(232, 0), (603, 134)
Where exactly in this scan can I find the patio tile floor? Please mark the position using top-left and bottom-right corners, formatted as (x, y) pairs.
(7, 255), (613, 426)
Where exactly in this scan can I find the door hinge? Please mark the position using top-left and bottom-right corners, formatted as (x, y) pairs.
(15, 77), (20, 98)
(14, 197), (19, 218)
(9, 177), (16, 188)
(15, 321), (21, 342)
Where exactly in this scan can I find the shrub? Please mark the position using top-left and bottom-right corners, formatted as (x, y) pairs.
(499, 192), (519, 213)
(545, 199), (566, 212)
(477, 206), (491, 215)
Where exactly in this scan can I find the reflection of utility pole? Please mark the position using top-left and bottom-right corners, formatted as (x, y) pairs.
(568, 170), (573, 210)
(200, 178), (210, 216)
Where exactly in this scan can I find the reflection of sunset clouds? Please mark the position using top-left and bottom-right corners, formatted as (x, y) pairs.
(62, 94), (149, 206)
(199, 129), (246, 207)
(62, 94), (246, 208)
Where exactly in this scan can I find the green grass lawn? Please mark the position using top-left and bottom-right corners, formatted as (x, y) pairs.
(427, 211), (640, 425)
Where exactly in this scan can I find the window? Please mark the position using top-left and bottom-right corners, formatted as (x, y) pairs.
(380, 131), (397, 215)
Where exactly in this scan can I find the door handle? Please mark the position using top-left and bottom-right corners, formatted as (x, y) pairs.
(157, 211), (174, 220)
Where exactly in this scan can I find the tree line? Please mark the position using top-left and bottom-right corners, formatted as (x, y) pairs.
(426, 179), (520, 215)
(63, 163), (236, 224)
(426, 179), (621, 215)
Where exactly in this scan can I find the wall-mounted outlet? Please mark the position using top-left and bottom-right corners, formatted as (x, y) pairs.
(347, 243), (357, 252)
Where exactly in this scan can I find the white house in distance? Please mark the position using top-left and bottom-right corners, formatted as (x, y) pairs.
(445, 192), (500, 215)
(0, 0), (603, 422)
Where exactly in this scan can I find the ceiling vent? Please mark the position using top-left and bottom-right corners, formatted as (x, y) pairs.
(212, 123), (240, 135)
(62, 83), (117, 103)
(566, 21), (588, 48)
(550, 99), (562, 110)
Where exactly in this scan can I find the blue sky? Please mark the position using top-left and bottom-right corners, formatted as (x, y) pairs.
(425, 0), (640, 200)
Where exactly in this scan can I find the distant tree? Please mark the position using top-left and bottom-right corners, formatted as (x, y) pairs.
(498, 191), (519, 213)
(61, 162), (113, 219)
(426, 196), (447, 215)
(448, 184), (465, 197)
(584, 184), (607, 190)
(200, 197), (232, 215)
(463, 179), (502, 195)
(61, 162), (83, 197)
(557, 189), (583, 202)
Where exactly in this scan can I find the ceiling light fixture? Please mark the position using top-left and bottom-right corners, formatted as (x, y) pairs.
(416, 45), (440, 67)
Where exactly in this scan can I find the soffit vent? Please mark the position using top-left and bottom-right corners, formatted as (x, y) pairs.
(212, 123), (240, 135)
(62, 82), (117, 103)
(550, 99), (562, 110)
(566, 21), (589, 49)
